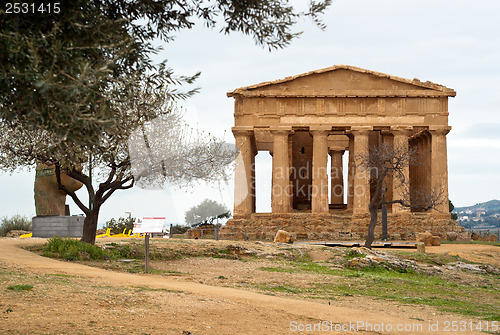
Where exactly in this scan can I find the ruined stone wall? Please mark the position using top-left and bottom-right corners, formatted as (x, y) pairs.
(220, 213), (465, 241)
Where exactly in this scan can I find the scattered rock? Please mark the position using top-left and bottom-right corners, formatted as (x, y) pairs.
(226, 245), (257, 256)
(491, 234), (498, 242)
(471, 232), (480, 241)
(424, 265), (443, 274)
(445, 232), (458, 241)
(274, 230), (296, 244)
(444, 262), (499, 275)
(430, 236), (441, 246)
(480, 234), (491, 242)
(344, 247), (420, 273)
(5, 230), (31, 238)
(416, 232), (433, 246)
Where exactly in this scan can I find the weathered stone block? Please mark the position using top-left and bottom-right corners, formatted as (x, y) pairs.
(274, 230), (295, 243)
(445, 232), (458, 241)
(430, 236), (441, 246)
(417, 232), (433, 246)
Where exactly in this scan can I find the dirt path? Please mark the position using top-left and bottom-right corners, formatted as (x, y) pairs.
(0, 238), (493, 334)
(426, 243), (500, 267)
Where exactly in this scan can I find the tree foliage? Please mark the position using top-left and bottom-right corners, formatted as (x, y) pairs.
(1, 0), (331, 149)
(0, 215), (31, 236)
(449, 200), (458, 220)
(185, 199), (231, 227)
(103, 217), (136, 235)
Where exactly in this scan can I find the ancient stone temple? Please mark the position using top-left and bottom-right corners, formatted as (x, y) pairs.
(220, 65), (462, 240)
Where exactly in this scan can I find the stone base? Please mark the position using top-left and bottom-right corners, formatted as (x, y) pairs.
(219, 212), (464, 241)
(32, 216), (85, 238)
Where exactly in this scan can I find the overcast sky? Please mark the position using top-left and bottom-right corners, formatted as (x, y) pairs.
(1, 0), (499, 225)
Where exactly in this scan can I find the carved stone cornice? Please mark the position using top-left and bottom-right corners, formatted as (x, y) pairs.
(228, 90), (456, 99)
(428, 126), (452, 136)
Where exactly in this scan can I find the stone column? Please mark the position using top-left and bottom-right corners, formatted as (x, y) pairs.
(391, 126), (412, 213)
(351, 126), (372, 215)
(381, 130), (393, 210)
(232, 127), (256, 217)
(310, 127), (330, 213)
(347, 134), (354, 210)
(429, 126), (451, 215)
(329, 150), (344, 205)
(271, 126), (293, 213)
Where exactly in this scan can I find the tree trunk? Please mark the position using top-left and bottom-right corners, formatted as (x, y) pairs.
(81, 207), (100, 244)
(364, 206), (378, 249)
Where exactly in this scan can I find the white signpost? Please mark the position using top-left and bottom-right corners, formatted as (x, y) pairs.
(133, 217), (165, 274)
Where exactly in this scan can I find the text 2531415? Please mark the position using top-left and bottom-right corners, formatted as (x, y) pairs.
(5, 3), (60, 14)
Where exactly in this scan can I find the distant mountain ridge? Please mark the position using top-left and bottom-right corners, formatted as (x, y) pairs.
(454, 200), (500, 228)
(454, 200), (500, 213)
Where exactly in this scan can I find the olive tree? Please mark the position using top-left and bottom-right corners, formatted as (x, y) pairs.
(0, 86), (235, 244)
(1, 0), (331, 149)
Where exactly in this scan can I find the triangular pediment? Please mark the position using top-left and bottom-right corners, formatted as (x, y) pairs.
(228, 65), (455, 98)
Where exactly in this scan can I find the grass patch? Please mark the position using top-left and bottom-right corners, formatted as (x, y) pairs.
(46, 273), (76, 278)
(7, 284), (33, 291)
(256, 284), (304, 294)
(132, 286), (184, 294)
(257, 257), (500, 321)
(388, 251), (467, 266)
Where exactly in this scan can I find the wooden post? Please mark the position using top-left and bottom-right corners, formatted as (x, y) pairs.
(169, 223), (173, 238)
(145, 233), (150, 274)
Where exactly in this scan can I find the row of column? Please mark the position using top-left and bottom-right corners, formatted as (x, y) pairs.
(233, 125), (450, 217)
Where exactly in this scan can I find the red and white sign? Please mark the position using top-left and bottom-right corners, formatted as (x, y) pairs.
(132, 217), (165, 234)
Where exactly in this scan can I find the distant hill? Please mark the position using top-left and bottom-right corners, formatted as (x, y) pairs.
(454, 200), (500, 228)
(454, 200), (500, 213)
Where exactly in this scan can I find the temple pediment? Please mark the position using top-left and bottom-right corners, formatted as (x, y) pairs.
(228, 65), (456, 98)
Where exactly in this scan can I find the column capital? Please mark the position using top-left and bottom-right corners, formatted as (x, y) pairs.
(269, 125), (293, 135)
(232, 126), (254, 137)
(390, 126), (413, 136)
(349, 126), (373, 136)
(309, 125), (331, 135)
(428, 126), (451, 136)
(329, 149), (345, 155)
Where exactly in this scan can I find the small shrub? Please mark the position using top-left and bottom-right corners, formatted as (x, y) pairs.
(44, 237), (105, 260)
(103, 217), (135, 235)
(345, 249), (365, 260)
(43, 237), (133, 261)
(171, 224), (189, 234)
(0, 215), (31, 236)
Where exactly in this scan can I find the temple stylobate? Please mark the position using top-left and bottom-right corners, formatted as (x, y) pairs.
(220, 65), (462, 240)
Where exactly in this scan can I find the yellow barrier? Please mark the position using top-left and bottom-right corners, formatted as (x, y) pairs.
(96, 228), (112, 238)
(20, 232), (32, 238)
(96, 228), (144, 238)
